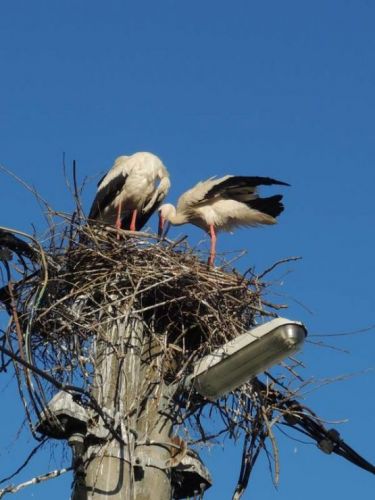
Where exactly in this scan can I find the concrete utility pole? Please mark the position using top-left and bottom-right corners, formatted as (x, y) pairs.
(72, 312), (174, 499)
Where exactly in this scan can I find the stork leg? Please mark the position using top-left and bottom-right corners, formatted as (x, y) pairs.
(130, 209), (138, 232)
(208, 224), (217, 267)
(115, 202), (122, 240)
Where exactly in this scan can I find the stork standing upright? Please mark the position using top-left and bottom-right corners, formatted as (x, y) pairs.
(158, 175), (290, 266)
(88, 152), (170, 232)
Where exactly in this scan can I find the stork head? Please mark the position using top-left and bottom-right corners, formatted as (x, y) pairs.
(158, 203), (175, 239)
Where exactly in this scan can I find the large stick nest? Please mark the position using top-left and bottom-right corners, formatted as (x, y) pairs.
(10, 220), (276, 384)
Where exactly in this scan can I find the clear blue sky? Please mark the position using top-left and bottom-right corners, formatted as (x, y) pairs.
(1, 1), (374, 498)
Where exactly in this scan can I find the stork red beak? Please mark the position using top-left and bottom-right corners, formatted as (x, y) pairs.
(158, 214), (170, 239)
(163, 220), (171, 238)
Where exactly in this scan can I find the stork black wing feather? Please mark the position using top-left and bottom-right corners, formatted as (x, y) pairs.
(88, 173), (128, 220)
(205, 176), (290, 200)
(96, 172), (107, 187)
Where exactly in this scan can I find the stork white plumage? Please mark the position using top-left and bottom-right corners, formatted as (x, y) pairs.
(158, 175), (290, 266)
(89, 152), (170, 233)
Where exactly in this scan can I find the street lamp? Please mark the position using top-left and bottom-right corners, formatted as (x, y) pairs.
(191, 317), (307, 400)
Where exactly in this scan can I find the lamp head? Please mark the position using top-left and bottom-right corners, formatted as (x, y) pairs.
(191, 318), (307, 400)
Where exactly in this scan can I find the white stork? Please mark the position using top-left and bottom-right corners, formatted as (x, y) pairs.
(89, 152), (170, 232)
(158, 175), (290, 266)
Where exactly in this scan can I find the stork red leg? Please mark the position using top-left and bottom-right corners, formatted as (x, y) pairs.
(130, 209), (138, 232)
(115, 202), (122, 240)
(208, 224), (217, 267)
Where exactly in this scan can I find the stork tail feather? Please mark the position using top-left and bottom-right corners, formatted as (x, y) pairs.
(247, 195), (285, 218)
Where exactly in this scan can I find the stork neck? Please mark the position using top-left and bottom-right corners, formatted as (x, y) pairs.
(167, 207), (186, 226)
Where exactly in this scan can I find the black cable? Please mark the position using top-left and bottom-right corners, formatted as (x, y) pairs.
(253, 378), (375, 475)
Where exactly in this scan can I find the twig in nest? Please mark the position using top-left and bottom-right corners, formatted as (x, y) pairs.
(258, 256), (302, 280)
